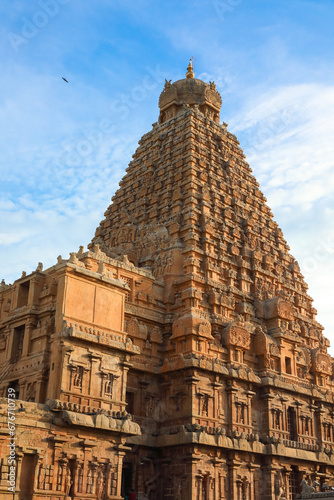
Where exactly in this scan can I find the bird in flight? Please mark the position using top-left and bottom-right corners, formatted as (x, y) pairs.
(62, 77), (69, 83)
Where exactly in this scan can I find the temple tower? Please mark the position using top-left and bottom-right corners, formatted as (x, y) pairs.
(88, 61), (333, 499)
(0, 62), (333, 500)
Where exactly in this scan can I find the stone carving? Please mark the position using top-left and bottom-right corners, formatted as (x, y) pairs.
(312, 350), (332, 375)
(96, 467), (106, 500)
(143, 458), (160, 499)
(38, 463), (45, 489)
(275, 471), (286, 499)
(300, 479), (315, 496)
(65, 466), (72, 497)
(0, 64), (333, 500)
(86, 467), (93, 494)
(224, 320), (250, 350)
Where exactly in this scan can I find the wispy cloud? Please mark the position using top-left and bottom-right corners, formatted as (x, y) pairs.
(228, 82), (334, 347)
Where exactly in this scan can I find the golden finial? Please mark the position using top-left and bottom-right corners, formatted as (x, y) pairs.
(186, 58), (195, 79)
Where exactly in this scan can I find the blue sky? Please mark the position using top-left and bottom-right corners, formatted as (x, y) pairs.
(1, 0), (334, 349)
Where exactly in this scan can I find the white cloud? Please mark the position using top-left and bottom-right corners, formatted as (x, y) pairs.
(228, 82), (334, 351)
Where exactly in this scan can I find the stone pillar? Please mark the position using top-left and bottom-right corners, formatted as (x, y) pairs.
(295, 401), (302, 439)
(88, 353), (100, 396)
(28, 275), (40, 304)
(21, 319), (35, 357)
(19, 380), (27, 401)
(79, 461), (86, 494)
(212, 380), (223, 420)
(115, 448), (126, 498)
(105, 460), (115, 498)
(248, 465), (261, 500)
(195, 474), (203, 500)
(236, 478), (242, 500)
(261, 465), (278, 500)
(259, 392), (274, 437)
(315, 405), (325, 444)
(73, 459), (83, 495)
(217, 472), (226, 499)
(34, 457), (42, 491)
(35, 373), (47, 403)
(15, 452), (24, 499)
(4, 325), (11, 360)
(246, 390), (255, 427)
(121, 362), (132, 405)
(226, 384), (238, 432)
(91, 462), (98, 496)
(227, 462), (238, 500)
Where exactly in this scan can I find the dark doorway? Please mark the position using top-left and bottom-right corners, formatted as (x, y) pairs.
(11, 325), (25, 363)
(19, 454), (37, 500)
(122, 462), (133, 498)
(126, 391), (135, 414)
(287, 407), (297, 441)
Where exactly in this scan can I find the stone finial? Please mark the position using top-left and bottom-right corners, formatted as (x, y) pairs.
(186, 58), (195, 79)
(36, 262), (43, 272)
(21, 271), (26, 278)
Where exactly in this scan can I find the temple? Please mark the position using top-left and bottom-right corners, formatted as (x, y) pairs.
(1, 61), (334, 500)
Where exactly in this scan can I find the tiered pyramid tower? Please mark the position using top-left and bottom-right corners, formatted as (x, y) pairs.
(88, 61), (334, 499)
(0, 62), (333, 500)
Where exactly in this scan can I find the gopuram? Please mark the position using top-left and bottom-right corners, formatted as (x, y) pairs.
(1, 61), (334, 500)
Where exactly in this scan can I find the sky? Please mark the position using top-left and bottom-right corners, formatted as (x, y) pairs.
(1, 0), (334, 349)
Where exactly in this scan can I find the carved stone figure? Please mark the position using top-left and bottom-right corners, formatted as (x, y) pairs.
(275, 471), (286, 500)
(300, 479), (315, 496)
(96, 467), (105, 500)
(65, 467), (72, 497)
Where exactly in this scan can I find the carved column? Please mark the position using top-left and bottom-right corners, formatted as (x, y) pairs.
(247, 464), (260, 500)
(76, 461), (84, 494)
(295, 401), (302, 440)
(115, 447), (127, 497)
(15, 451), (24, 496)
(226, 384), (238, 432)
(4, 326), (11, 360)
(260, 392), (274, 437)
(212, 380), (223, 420)
(261, 464), (277, 500)
(34, 457), (43, 491)
(315, 405), (325, 444)
(217, 472), (226, 500)
(35, 373), (47, 403)
(227, 461), (238, 500)
(21, 319), (35, 357)
(246, 390), (255, 427)
(209, 476), (215, 500)
(88, 352), (101, 396)
(20, 380), (27, 401)
(195, 473), (203, 500)
(121, 361), (132, 405)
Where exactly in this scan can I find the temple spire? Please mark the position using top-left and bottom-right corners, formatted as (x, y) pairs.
(186, 58), (195, 79)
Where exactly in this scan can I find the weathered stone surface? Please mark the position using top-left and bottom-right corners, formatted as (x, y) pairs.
(0, 61), (334, 499)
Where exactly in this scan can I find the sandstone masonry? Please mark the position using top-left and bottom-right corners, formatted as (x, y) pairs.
(0, 61), (333, 500)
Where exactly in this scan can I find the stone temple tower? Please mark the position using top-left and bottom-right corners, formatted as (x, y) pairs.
(0, 62), (334, 500)
(89, 60), (334, 498)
